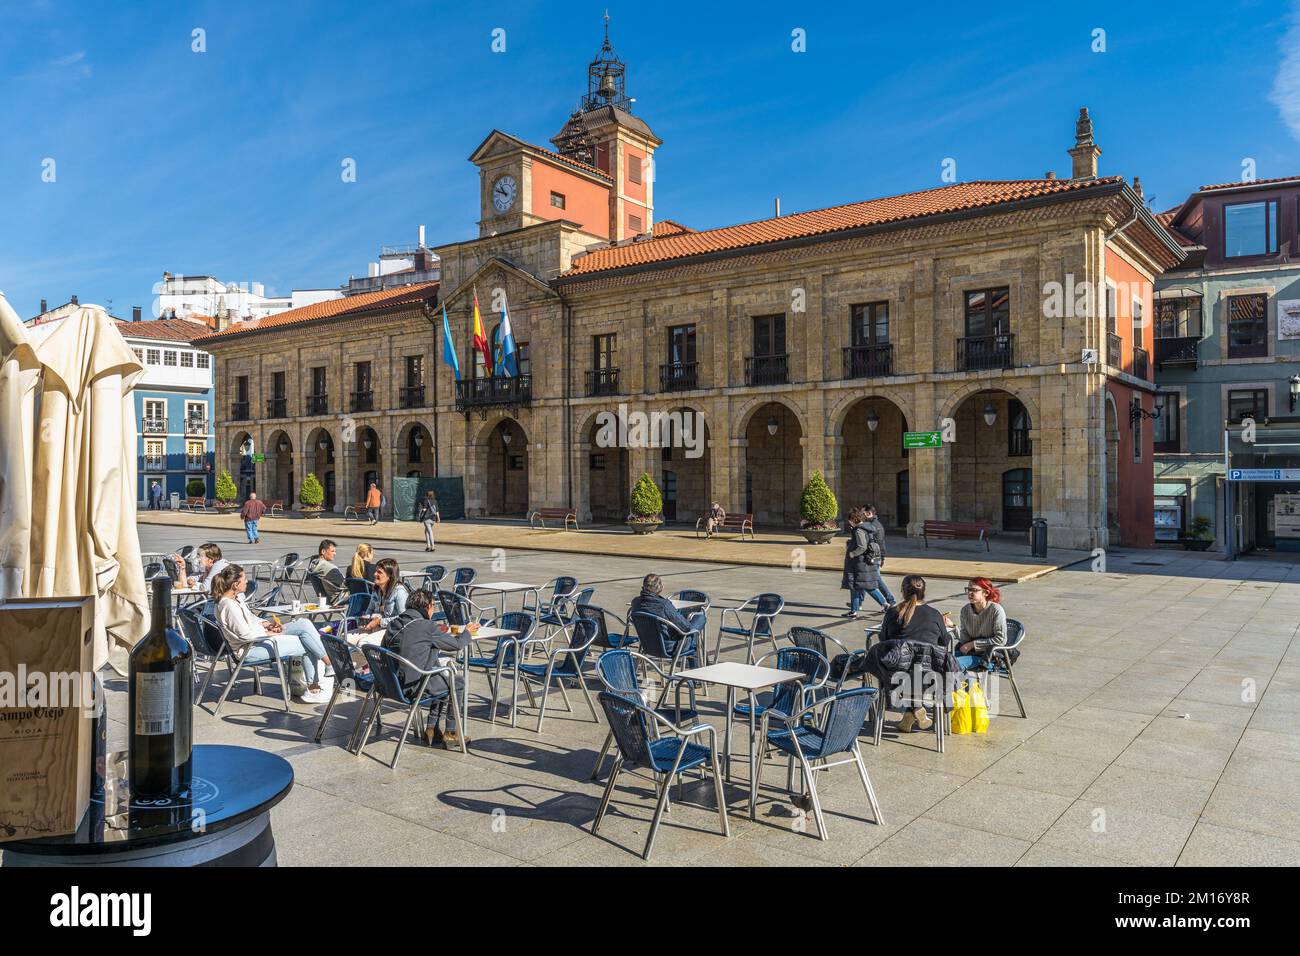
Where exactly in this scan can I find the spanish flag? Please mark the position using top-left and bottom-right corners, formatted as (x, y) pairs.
(472, 288), (492, 375)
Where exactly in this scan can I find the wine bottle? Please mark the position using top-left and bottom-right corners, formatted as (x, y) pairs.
(129, 574), (194, 799)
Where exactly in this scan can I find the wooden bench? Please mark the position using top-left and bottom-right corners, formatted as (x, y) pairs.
(921, 520), (991, 551)
(267, 499), (285, 517)
(529, 507), (579, 531)
(696, 512), (754, 541)
(343, 502), (371, 521)
(178, 496), (212, 513)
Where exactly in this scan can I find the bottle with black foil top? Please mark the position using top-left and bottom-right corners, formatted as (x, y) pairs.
(129, 573), (194, 800)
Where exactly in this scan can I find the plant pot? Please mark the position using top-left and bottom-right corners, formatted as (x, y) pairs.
(627, 520), (661, 535)
(300, 509), (323, 520)
(801, 528), (838, 545)
(214, 504), (238, 515)
(1181, 537), (1213, 551)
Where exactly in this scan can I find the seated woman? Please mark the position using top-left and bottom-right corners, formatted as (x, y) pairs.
(955, 577), (1007, 670)
(349, 543), (377, 583)
(872, 574), (950, 732)
(212, 564), (331, 704)
(357, 558), (409, 639)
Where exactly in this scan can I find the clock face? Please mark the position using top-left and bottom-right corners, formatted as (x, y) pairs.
(491, 175), (518, 213)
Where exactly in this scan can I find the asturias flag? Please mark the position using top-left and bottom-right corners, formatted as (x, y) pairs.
(441, 305), (460, 380)
(472, 289), (492, 375)
(498, 301), (519, 377)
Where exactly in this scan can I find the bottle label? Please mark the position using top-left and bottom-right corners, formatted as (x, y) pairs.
(135, 672), (175, 735)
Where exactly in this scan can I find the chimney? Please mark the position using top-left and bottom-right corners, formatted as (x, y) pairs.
(70, 294), (78, 305)
(39, 298), (47, 314)
(1044, 171), (1056, 180)
(132, 306), (142, 321)
(418, 224), (426, 248)
(368, 262), (379, 278)
(1133, 176), (1144, 201)
(1068, 107), (1101, 180)
(774, 198), (781, 217)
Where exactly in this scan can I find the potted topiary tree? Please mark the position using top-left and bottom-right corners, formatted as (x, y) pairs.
(1181, 514), (1214, 551)
(626, 472), (664, 534)
(799, 469), (840, 544)
(214, 469), (239, 514)
(298, 472), (325, 518)
(185, 478), (206, 498)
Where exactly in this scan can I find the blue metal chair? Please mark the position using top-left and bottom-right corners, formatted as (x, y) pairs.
(208, 607), (304, 715)
(313, 634), (375, 750)
(592, 691), (728, 860)
(733, 646), (829, 722)
(959, 618), (1027, 718)
(524, 576), (578, 617)
(346, 576), (377, 598)
(250, 584), (283, 610)
(872, 641), (948, 752)
(514, 618), (600, 732)
(590, 649), (701, 780)
(177, 605), (223, 699)
(715, 592), (784, 664)
(752, 687), (885, 839)
(464, 611), (543, 727)
(788, 626), (868, 696)
(436, 588), (496, 627)
(451, 566), (477, 597)
(413, 564), (448, 592)
(576, 604), (636, 653)
(629, 611), (704, 678)
(333, 592), (377, 640)
(353, 644), (465, 768)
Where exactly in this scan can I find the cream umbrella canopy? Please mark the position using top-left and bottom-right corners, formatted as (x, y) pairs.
(0, 293), (40, 600)
(29, 304), (149, 668)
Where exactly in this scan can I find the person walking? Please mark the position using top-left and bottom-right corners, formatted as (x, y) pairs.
(149, 480), (163, 511)
(863, 503), (896, 604)
(417, 490), (440, 551)
(240, 492), (267, 544)
(842, 506), (891, 619)
(365, 482), (382, 524)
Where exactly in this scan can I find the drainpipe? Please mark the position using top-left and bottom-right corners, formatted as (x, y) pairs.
(563, 298), (573, 510)
(1100, 200), (1139, 550)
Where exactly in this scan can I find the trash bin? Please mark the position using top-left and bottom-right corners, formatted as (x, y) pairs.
(1029, 517), (1048, 558)
(169, 492), (181, 511)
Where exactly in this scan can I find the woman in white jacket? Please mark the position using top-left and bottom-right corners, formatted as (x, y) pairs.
(213, 564), (331, 703)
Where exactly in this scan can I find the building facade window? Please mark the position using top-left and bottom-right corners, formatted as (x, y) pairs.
(628, 154), (642, 184)
(1154, 392), (1180, 452)
(594, 333), (617, 371)
(405, 354), (424, 387)
(180, 351), (194, 368)
(1132, 405), (1142, 463)
(1008, 399), (1031, 457)
(850, 302), (889, 346)
(143, 399), (165, 423)
(1105, 282), (1118, 334)
(550, 191), (566, 209)
(1224, 199), (1279, 257)
(163, 350), (177, 367)
(144, 439), (165, 471)
(1155, 298), (1202, 338)
(186, 440), (205, 469)
(132, 347), (144, 362)
(146, 349), (160, 365)
(667, 324), (696, 365)
(1227, 388), (1268, 422)
(628, 214), (643, 234)
(964, 287), (1011, 338)
(196, 353), (210, 369)
(1226, 294), (1268, 358)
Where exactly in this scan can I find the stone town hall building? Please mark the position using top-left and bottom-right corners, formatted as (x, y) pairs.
(198, 30), (1184, 550)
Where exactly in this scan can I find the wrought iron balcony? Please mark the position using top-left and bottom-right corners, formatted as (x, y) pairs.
(842, 344), (893, 379)
(350, 390), (374, 413)
(230, 402), (249, 420)
(1106, 332), (1122, 368)
(184, 418), (207, 436)
(1132, 346), (1149, 380)
(144, 456), (165, 472)
(141, 417), (167, 435)
(585, 367), (620, 397)
(454, 374), (532, 411)
(956, 333), (1015, 372)
(399, 385), (426, 408)
(1155, 336), (1199, 369)
(266, 398), (287, 419)
(306, 394), (329, 415)
(745, 353), (789, 387)
(659, 361), (698, 392)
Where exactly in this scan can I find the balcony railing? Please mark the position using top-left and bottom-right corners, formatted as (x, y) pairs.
(141, 418), (167, 435)
(184, 418), (207, 436)
(399, 385), (426, 408)
(266, 398), (288, 419)
(842, 344), (893, 379)
(144, 456), (165, 472)
(1107, 332), (1122, 368)
(306, 394), (328, 415)
(956, 333), (1015, 371)
(455, 374), (532, 410)
(585, 367), (620, 397)
(745, 353), (790, 387)
(659, 362), (698, 392)
(1155, 336), (1199, 369)
(1132, 346), (1149, 380)
(230, 401), (249, 420)
(350, 390), (374, 413)
(185, 456), (205, 470)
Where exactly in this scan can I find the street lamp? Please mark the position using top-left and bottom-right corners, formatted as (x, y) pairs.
(866, 408), (879, 432)
(501, 430), (513, 446)
(766, 415), (779, 436)
(982, 402), (997, 427)
(278, 438), (289, 452)
(1290, 375), (1300, 412)
(413, 429), (424, 447)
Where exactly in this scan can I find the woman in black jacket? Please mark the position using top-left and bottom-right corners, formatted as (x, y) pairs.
(873, 575), (953, 731)
(841, 507), (891, 618)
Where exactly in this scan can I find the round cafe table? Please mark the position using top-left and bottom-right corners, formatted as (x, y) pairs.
(2, 745), (293, 867)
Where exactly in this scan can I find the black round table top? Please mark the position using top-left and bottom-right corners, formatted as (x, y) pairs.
(4, 744), (293, 856)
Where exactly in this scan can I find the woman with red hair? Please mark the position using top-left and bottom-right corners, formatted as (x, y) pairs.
(955, 577), (1007, 669)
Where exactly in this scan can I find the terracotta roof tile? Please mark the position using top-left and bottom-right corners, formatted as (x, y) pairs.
(114, 317), (214, 343)
(651, 219), (695, 237)
(562, 177), (1125, 277)
(1154, 206), (1199, 248)
(193, 282), (438, 343)
(1200, 174), (1300, 191)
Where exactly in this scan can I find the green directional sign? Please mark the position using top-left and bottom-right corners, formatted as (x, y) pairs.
(252, 453), (266, 463)
(903, 431), (943, 449)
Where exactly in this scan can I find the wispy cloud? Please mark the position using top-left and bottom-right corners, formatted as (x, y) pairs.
(1272, 3), (1300, 141)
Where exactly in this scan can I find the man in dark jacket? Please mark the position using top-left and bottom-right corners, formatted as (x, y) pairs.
(863, 504), (896, 604)
(382, 589), (470, 748)
(628, 573), (706, 650)
(306, 539), (348, 605)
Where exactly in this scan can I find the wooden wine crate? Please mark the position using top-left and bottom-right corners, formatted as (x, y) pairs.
(0, 596), (96, 843)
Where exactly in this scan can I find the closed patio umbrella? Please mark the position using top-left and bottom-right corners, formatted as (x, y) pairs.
(0, 293), (40, 600)
(28, 303), (149, 668)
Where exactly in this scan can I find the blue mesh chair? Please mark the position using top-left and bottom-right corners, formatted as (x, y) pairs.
(576, 604), (636, 653)
(788, 626), (868, 696)
(751, 687), (884, 839)
(346, 576), (377, 598)
(872, 641), (948, 753)
(630, 611), (703, 678)
(330, 592), (377, 642)
(451, 566), (477, 597)
(313, 634), (375, 750)
(524, 576), (578, 618)
(436, 588), (496, 627)
(209, 608), (304, 715)
(464, 610), (542, 727)
(590, 649), (701, 780)
(957, 618), (1026, 717)
(592, 691), (729, 860)
(733, 646), (829, 722)
(177, 605), (223, 699)
(271, 552), (299, 583)
(513, 618), (600, 732)
(715, 593), (784, 664)
(353, 643), (465, 768)
(413, 564), (448, 593)
(250, 584), (283, 610)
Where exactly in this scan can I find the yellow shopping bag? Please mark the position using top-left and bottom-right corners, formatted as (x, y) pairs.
(949, 680), (973, 735)
(969, 678), (990, 734)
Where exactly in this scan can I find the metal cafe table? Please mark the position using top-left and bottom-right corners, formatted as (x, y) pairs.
(469, 580), (542, 616)
(455, 623), (520, 723)
(671, 661), (805, 805)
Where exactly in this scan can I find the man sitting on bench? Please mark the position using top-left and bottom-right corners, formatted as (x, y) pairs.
(703, 502), (726, 538)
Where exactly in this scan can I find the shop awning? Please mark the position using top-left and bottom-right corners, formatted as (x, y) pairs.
(1154, 287), (1202, 300)
(1154, 482), (1188, 496)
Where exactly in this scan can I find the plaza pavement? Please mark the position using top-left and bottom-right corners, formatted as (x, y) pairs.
(92, 525), (1300, 866)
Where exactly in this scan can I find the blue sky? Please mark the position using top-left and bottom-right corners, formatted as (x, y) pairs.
(1, 0), (1297, 319)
